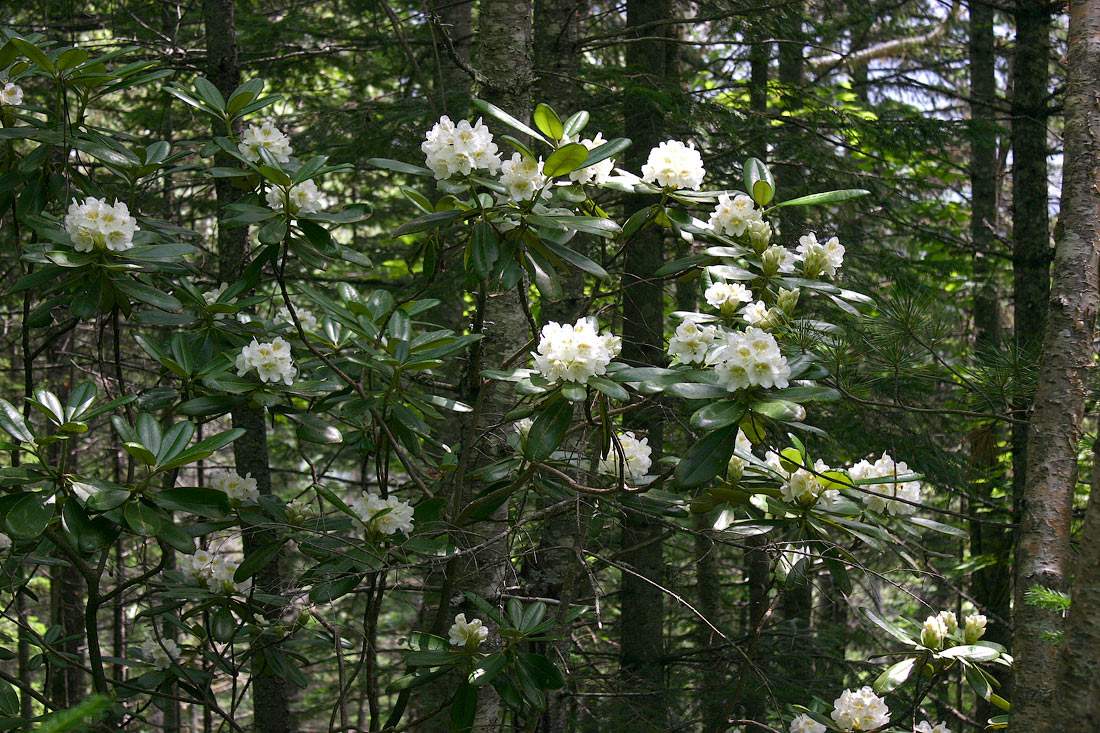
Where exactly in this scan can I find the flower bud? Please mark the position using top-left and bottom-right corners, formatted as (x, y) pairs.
(921, 614), (947, 649)
(726, 455), (745, 483)
(964, 614), (987, 644)
(761, 246), (782, 276)
(801, 249), (829, 280)
(777, 287), (800, 315)
(747, 219), (771, 253)
(937, 610), (958, 635)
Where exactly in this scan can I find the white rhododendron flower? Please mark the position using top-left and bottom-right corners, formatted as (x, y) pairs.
(532, 317), (620, 384)
(1, 82), (23, 106)
(285, 499), (314, 523)
(0, 533), (11, 551)
(765, 452), (837, 507)
(708, 193), (762, 237)
(641, 140), (705, 190)
(713, 327), (791, 392)
(277, 304), (318, 332)
(235, 337), (297, 385)
(705, 282), (753, 312)
(203, 283), (233, 320)
(499, 153), (548, 201)
(964, 613), (987, 643)
(849, 453), (921, 516)
(422, 116), (502, 179)
(349, 492), (415, 536)
(238, 121), (292, 163)
(790, 713), (827, 733)
(668, 318), (718, 365)
(64, 197), (140, 253)
(915, 722), (951, 733)
(797, 233), (845, 278)
(209, 469), (259, 503)
(937, 610), (958, 634)
(141, 637), (180, 670)
(448, 613), (489, 649)
(598, 431), (652, 480)
(830, 685), (890, 731)
(568, 132), (615, 185)
(513, 418), (534, 441)
(741, 300), (773, 326)
(266, 179), (325, 214)
(921, 613), (948, 648)
(180, 549), (251, 595)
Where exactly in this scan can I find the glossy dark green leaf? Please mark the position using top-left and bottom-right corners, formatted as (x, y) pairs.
(543, 143), (588, 177)
(467, 220), (499, 280)
(690, 400), (745, 431)
(874, 657), (916, 694)
(5, 493), (52, 539)
(524, 399), (573, 462)
(471, 98), (549, 145)
(674, 423), (740, 489)
(234, 540), (285, 582)
(124, 501), (161, 536)
(450, 682), (477, 732)
(152, 488), (231, 519)
(772, 188), (870, 209)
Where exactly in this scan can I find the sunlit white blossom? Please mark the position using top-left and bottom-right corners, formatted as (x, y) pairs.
(533, 317), (619, 384)
(235, 337), (297, 385)
(209, 468), (259, 503)
(790, 713), (826, 733)
(705, 282), (753, 313)
(964, 614), (987, 644)
(266, 179), (325, 214)
(830, 686), (890, 731)
(568, 132), (615, 185)
(238, 121), (292, 164)
(713, 327), (791, 392)
(422, 116), (502, 179)
(915, 722), (951, 733)
(797, 233), (845, 278)
(499, 153), (548, 201)
(1, 82), (23, 106)
(64, 197), (140, 253)
(141, 636), (180, 670)
(598, 431), (652, 481)
(708, 193), (762, 237)
(641, 140), (705, 190)
(668, 318), (718, 365)
(277, 304), (318, 332)
(349, 492), (415, 536)
(180, 548), (251, 595)
(848, 453), (921, 516)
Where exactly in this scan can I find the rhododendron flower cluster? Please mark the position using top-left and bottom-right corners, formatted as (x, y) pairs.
(422, 116), (501, 179)
(705, 281), (753, 313)
(797, 232), (845, 278)
(203, 283), (232, 320)
(765, 452), (837, 507)
(598, 431), (652, 480)
(741, 300), (775, 327)
(1, 82), (22, 106)
(141, 636), (179, 670)
(64, 196), (140, 252)
(668, 318), (719, 365)
(235, 337), (297, 385)
(238, 121), (292, 163)
(830, 685), (890, 731)
(568, 132), (614, 185)
(713, 327), (791, 392)
(499, 153), (548, 201)
(915, 722), (951, 733)
(762, 244), (800, 274)
(448, 613), (489, 649)
(789, 713), (826, 733)
(180, 549), (251, 595)
(964, 613), (987, 643)
(532, 317), (621, 384)
(209, 468), (259, 503)
(708, 192), (762, 237)
(849, 453), (921, 516)
(513, 418), (534, 441)
(349, 492), (415, 536)
(266, 179), (325, 214)
(277, 304), (318, 332)
(641, 139), (705, 190)
(921, 612), (948, 648)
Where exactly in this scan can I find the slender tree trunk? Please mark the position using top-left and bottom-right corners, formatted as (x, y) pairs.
(1011, 1), (1100, 728)
(1010, 0), (1051, 523)
(1059, 414), (1100, 727)
(617, 1), (672, 729)
(203, 1), (292, 730)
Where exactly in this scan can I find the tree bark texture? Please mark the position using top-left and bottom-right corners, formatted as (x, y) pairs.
(617, 0), (672, 729)
(1011, 0), (1100, 728)
(203, 0), (292, 729)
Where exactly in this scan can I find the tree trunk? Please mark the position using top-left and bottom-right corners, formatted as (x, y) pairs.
(203, 1), (292, 729)
(1010, 0), (1051, 526)
(1011, 0), (1100, 728)
(617, 1), (672, 729)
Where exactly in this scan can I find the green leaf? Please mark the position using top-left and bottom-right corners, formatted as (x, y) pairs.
(772, 189), (870, 209)
(553, 216), (620, 237)
(11, 38), (56, 74)
(909, 516), (968, 537)
(192, 76), (227, 113)
(579, 137), (630, 170)
(62, 501), (118, 554)
(366, 158), (433, 177)
(467, 221), (499, 280)
(152, 488), (231, 519)
(309, 574), (360, 603)
(690, 400), (745, 431)
(469, 651), (507, 687)
(675, 424), (741, 489)
(540, 239), (610, 280)
(533, 103), (564, 140)
(124, 501), (161, 536)
(858, 607), (916, 646)
(393, 210), (465, 236)
(0, 399), (34, 443)
(234, 540), (285, 582)
(543, 143), (588, 178)
(873, 657), (916, 694)
(450, 682), (477, 732)
(743, 157), (774, 206)
(470, 98), (549, 145)
(155, 519), (195, 554)
(518, 652), (564, 690)
(5, 493), (52, 539)
(289, 413), (343, 444)
(111, 278), (181, 312)
(155, 421), (195, 466)
(124, 442), (156, 466)
(964, 663), (992, 701)
(938, 644), (1001, 662)
(524, 399), (573, 462)
(561, 110), (590, 138)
